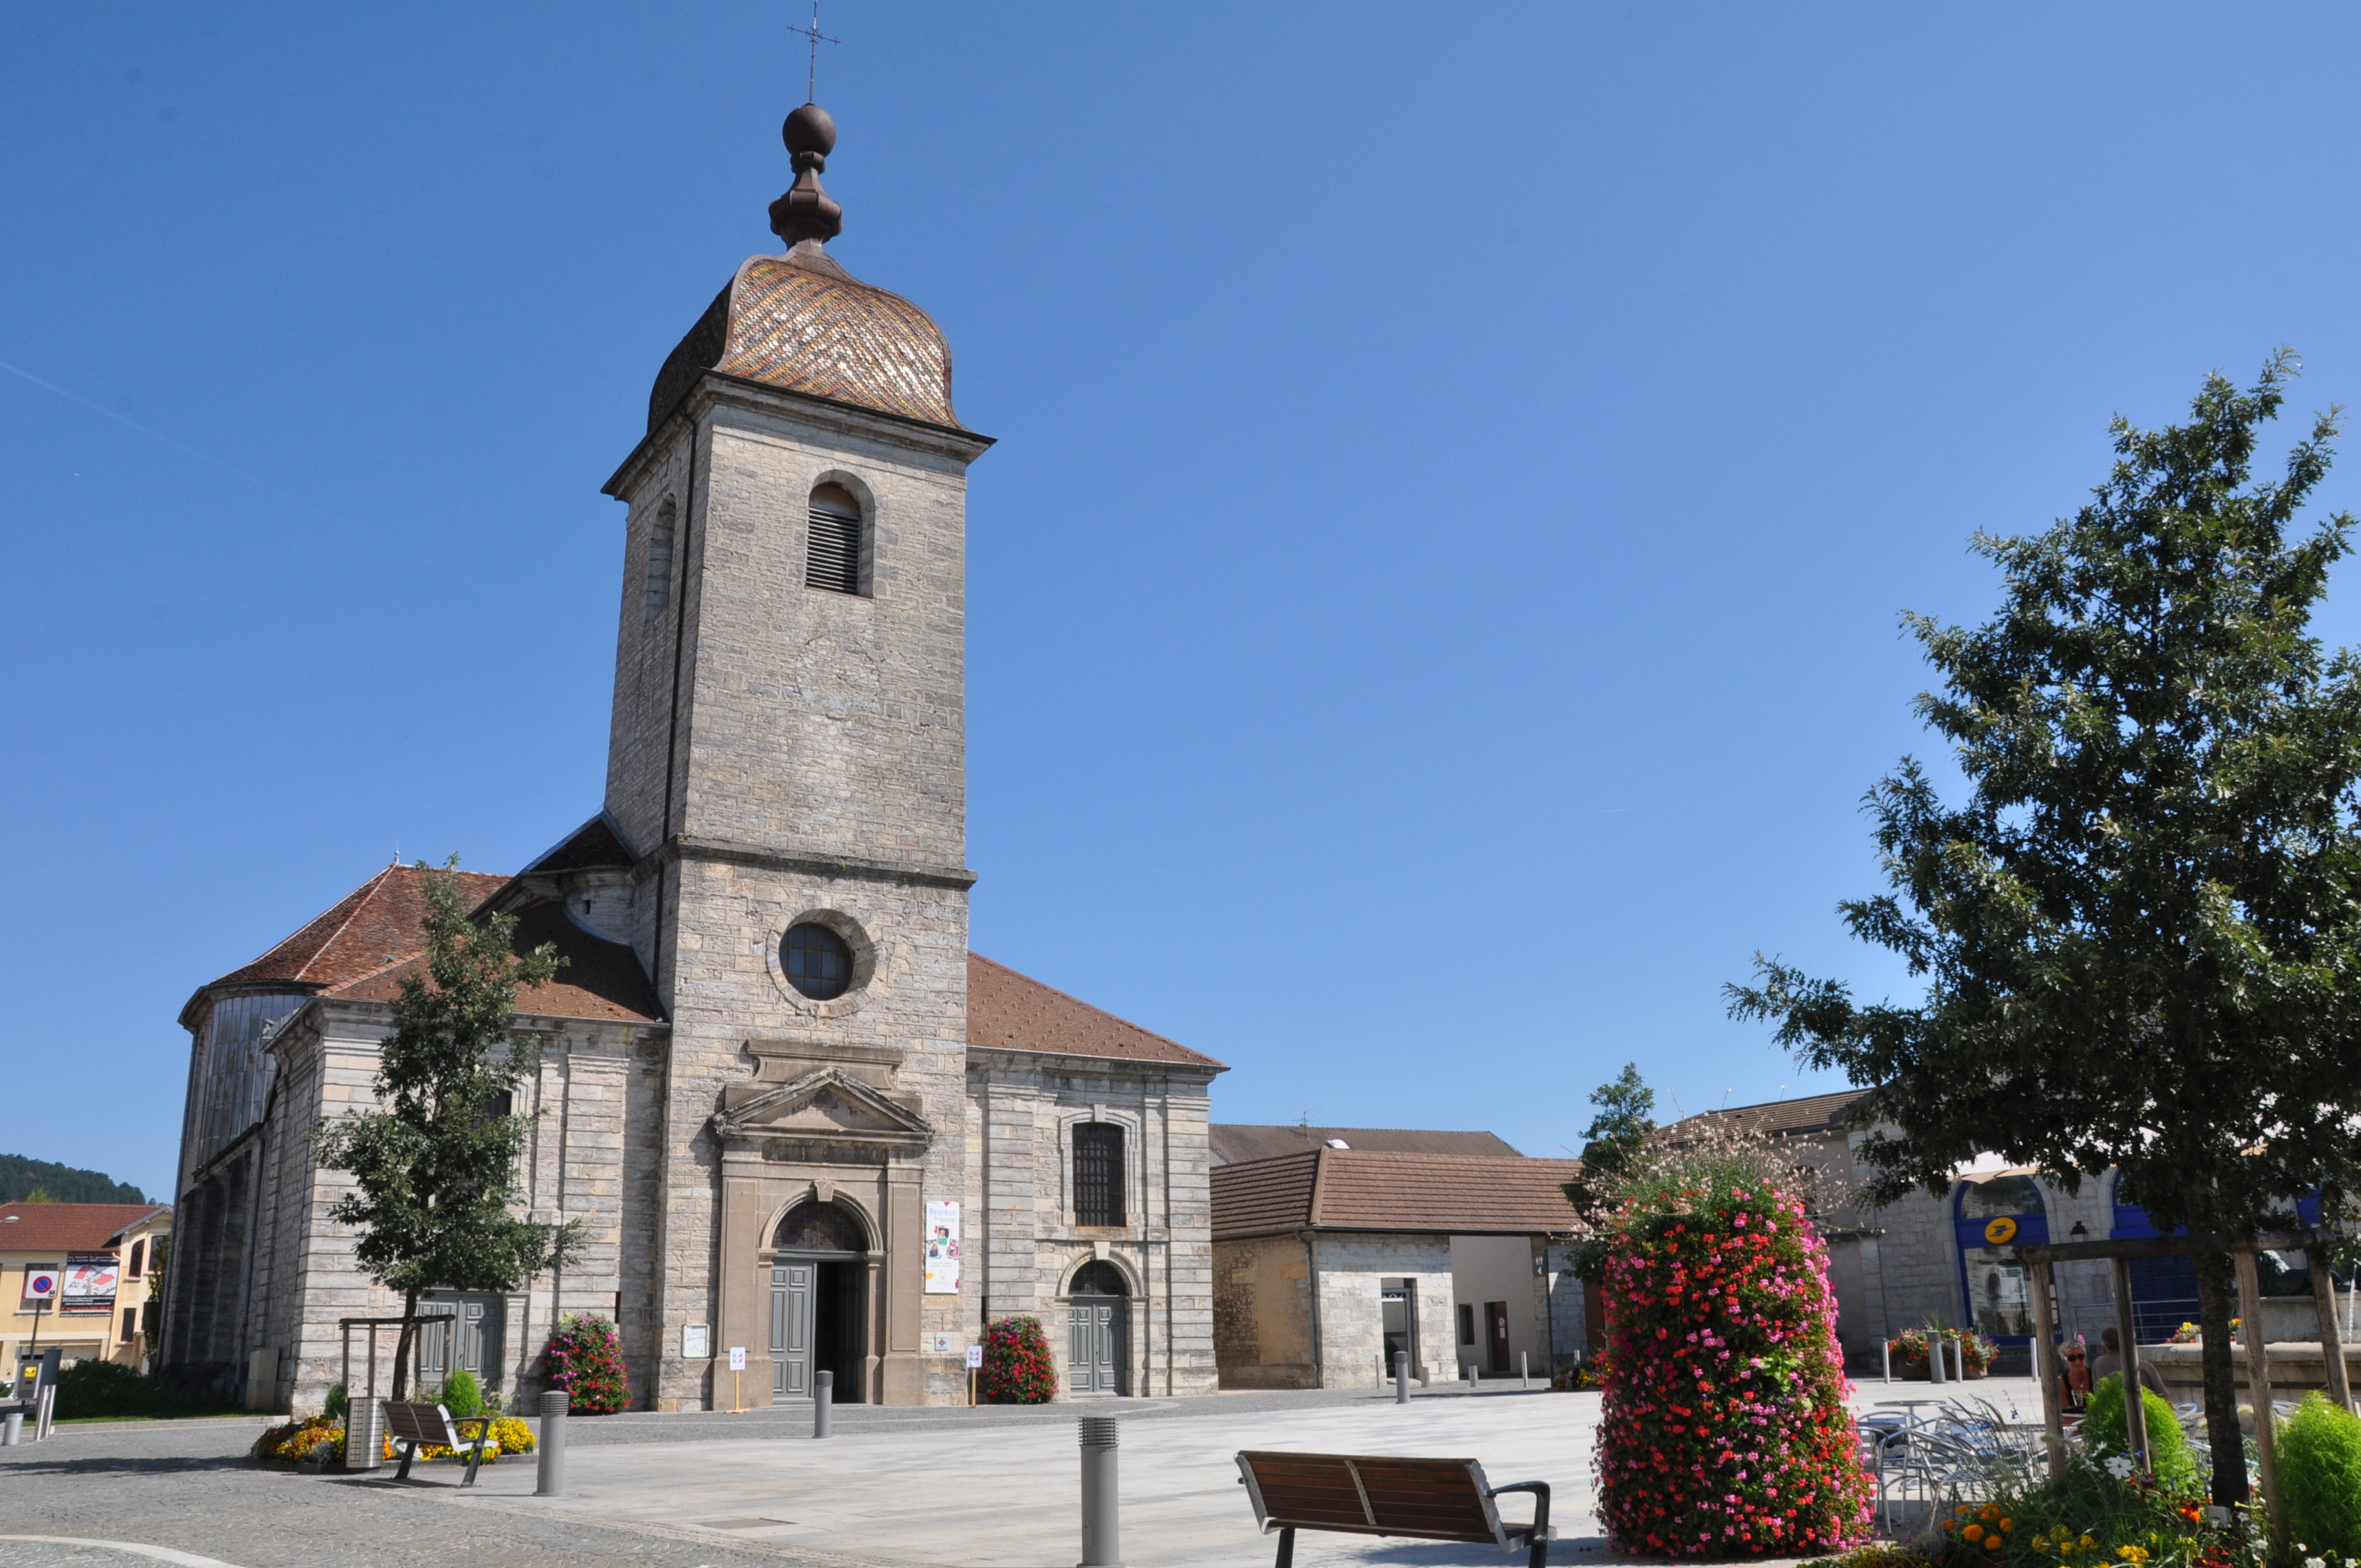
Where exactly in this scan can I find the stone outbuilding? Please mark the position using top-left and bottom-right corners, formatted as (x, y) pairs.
(1209, 1144), (1585, 1389)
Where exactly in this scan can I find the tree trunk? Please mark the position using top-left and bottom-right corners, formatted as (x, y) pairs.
(390, 1285), (420, 1401)
(2195, 1250), (2248, 1506)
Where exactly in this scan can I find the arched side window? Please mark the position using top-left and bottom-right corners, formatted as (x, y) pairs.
(774, 1199), (867, 1255)
(1070, 1260), (1128, 1297)
(1073, 1122), (1125, 1229)
(1956, 1174), (2045, 1221)
(805, 483), (866, 596)
(645, 496), (677, 620)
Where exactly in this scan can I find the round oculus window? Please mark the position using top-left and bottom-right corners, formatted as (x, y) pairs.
(782, 921), (855, 1000)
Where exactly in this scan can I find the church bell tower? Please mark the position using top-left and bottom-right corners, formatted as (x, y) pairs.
(599, 98), (991, 1409)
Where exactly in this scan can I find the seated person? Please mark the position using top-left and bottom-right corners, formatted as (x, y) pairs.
(2090, 1326), (2172, 1401)
(2057, 1340), (2095, 1413)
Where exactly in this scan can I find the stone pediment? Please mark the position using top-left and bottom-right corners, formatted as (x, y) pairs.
(713, 1066), (932, 1150)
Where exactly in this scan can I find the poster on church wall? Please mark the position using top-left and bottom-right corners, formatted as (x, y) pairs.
(924, 1199), (960, 1293)
(62, 1253), (120, 1315)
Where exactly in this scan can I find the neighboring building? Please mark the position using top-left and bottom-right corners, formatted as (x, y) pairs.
(1675, 1090), (2337, 1370)
(1209, 1146), (1586, 1389)
(2, 1202), (172, 1374)
(1209, 1125), (1523, 1166)
(164, 95), (1227, 1413)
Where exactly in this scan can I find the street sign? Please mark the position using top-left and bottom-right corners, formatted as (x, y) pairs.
(966, 1345), (983, 1369)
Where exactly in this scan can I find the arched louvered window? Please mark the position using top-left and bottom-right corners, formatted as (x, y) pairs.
(1073, 1122), (1125, 1228)
(805, 483), (864, 595)
(645, 496), (676, 620)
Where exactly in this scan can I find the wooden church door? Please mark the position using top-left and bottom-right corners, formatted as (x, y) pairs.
(772, 1263), (813, 1401)
(1067, 1261), (1128, 1396)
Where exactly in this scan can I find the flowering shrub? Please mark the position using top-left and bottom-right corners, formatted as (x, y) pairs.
(1926, 1453), (2222, 1568)
(980, 1315), (1056, 1404)
(1801, 1547), (1934, 1568)
(1593, 1150), (1873, 1556)
(412, 1414), (535, 1462)
(248, 1415), (391, 1466)
(545, 1314), (630, 1414)
(2083, 1377), (2198, 1494)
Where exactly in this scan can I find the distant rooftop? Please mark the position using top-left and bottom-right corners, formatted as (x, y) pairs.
(1209, 1125), (1521, 1168)
(1667, 1088), (1870, 1139)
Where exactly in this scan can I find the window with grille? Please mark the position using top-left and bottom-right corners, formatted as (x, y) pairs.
(805, 483), (863, 595)
(1073, 1122), (1125, 1228)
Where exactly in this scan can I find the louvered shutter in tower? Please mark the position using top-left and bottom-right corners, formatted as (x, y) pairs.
(805, 489), (862, 595)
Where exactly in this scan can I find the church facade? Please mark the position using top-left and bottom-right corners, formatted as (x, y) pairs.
(164, 100), (1225, 1412)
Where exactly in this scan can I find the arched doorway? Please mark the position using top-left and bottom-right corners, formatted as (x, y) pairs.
(1955, 1173), (2048, 1346)
(1067, 1260), (1129, 1397)
(770, 1201), (868, 1404)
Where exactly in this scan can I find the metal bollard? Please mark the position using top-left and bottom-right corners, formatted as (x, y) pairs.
(1520, 1351), (1528, 1387)
(1, 1409), (20, 1446)
(1078, 1415), (1120, 1568)
(1394, 1351), (1410, 1404)
(813, 1371), (833, 1439)
(1928, 1334), (1947, 1384)
(535, 1390), (568, 1496)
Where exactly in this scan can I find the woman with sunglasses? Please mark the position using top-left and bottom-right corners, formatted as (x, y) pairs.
(2056, 1337), (2095, 1416)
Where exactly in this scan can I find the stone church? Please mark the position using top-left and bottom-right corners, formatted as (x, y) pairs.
(164, 99), (1225, 1412)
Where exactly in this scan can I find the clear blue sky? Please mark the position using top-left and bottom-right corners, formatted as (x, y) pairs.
(8, 4), (2361, 1202)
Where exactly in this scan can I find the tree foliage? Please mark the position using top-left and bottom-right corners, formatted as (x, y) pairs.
(1727, 354), (2361, 1500)
(311, 859), (576, 1395)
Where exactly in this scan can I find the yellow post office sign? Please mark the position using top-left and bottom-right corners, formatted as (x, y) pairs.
(1983, 1216), (2018, 1245)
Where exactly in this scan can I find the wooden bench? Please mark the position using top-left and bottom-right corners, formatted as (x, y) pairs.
(1236, 1450), (1553, 1568)
(382, 1401), (493, 1486)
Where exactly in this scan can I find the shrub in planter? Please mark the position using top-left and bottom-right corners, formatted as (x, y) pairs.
(2082, 1375), (2198, 1494)
(436, 1368), (482, 1418)
(980, 1315), (1056, 1404)
(2280, 1391), (2361, 1561)
(545, 1314), (630, 1414)
(1593, 1147), (1873, 1556)
(1926, 1451), (2222, 1568)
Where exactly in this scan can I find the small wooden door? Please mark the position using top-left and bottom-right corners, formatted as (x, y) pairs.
(1070, 1301), (1123, 1395)
(772, 1263), (813, 1401)
(1487, 1301), (1511, 1373)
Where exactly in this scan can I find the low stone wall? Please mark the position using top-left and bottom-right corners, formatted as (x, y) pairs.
(2142, 1341), (2361, 1398)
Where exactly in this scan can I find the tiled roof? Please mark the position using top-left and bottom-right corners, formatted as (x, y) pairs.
(1671, 1089), (1870, 1139)
(204, 865), (509, 992)
(966, 955), (1225, 1071)
(1211, 1150), (1586, 1241)
(0, 1203), (170, 1253)
(649, 250), (963, 435)
(200, 864), (661, 1028)
(329, 899), (663, 1025)
(519, 814), (637, 874)
(1209, 1125), (1522, 1166)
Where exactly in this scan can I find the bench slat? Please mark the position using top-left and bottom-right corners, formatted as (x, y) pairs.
(1238, 1451), (1504, 1547)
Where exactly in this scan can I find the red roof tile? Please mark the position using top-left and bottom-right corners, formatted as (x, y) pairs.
(966, 954), (1225, 1071)
(1670, 1089), (1870, 1139)
(206, 865), (510, 992)
(0, 1203), (170, 1253)
(1211, 1150), (1586, 1240)
(329, 899), (662, 1024)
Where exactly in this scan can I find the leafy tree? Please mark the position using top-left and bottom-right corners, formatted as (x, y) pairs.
(0, 1154), (143, 1205)
(311, 859), (577, 1398)
(1562, 1064), (1657, 1230)
(1727, 355), (2361, 1503)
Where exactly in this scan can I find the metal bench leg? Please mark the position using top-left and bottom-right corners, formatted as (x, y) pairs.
(461, 1435), (485, 1487)
(1274, 1525), (1294, 1568)
(394, 1439), (415, 1481)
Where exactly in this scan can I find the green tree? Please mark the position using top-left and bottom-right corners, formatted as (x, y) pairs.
(311, 859), (578, 1397)
(1562, 1064), (1657, 1271)
(1727, 355), (2361, 1505)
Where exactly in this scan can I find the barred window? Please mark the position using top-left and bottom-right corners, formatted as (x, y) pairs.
(1073, 1122), (1125, 1228)
(805, 483), (863, 595)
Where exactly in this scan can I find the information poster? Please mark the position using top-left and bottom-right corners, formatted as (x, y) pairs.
(923, 1199), (961, 1294)
(62, 1253), (120, 1315)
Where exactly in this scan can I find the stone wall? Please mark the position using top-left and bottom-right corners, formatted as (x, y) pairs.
(1212, 1234), (1313, 1388)
(1308, 1233), (1454, 1390)
(966, 1050), (1220, 1398)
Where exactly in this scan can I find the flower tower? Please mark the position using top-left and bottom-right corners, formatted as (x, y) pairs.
(1593, 1165), (1873, 1556)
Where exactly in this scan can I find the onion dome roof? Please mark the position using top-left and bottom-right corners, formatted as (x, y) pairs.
(646, 101), (962, 433)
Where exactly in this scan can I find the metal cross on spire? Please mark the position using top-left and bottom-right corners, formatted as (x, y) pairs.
(787, 1), (840, 104)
